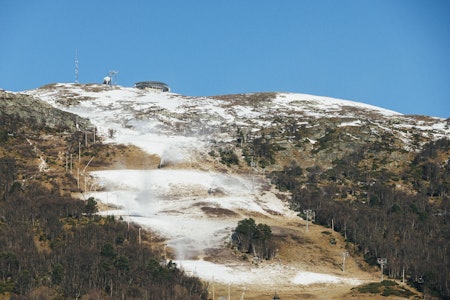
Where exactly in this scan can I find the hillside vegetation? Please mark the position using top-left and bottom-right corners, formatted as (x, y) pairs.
(264, 133), (449, 298)
(1, 85), (449, 298)
(212, 94), (449, 298)
(0, 90), (208, 299)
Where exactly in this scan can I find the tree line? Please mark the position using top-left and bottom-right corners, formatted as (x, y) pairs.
(0, 119), (208, 299)
(232, 218), (276, 260)
(0, 170), (208, 299)
(269, 137), (449, 298)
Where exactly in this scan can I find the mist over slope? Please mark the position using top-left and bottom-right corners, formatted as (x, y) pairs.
(20, 83), (449, 298)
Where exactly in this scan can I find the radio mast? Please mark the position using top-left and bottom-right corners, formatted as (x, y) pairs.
(108, 70), (119, 85)
(74, 49), (79, 83)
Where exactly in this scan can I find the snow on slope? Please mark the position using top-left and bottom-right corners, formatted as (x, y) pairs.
(26, 83), (447, 288)
(273, 93), (401, 117)
(89, 168), (284, 259)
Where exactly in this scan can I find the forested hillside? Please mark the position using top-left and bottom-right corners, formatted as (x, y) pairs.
(263, 134), (450, 297)
(210, 93), (449, 298)
(0, 92), (208, 299)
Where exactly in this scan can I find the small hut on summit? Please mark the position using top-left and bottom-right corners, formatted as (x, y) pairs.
(134, 81), (170, 92)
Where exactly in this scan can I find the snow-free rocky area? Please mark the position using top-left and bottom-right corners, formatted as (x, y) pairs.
(25, 83), (449, 291)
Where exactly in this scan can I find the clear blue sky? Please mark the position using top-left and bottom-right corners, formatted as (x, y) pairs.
(1, 1), (449, 118)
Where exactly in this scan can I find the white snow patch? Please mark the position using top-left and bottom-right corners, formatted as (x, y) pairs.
(291, 271), (361, 286)
(176, 260), (362, 287)
(338, 120), (363, 127)
(275, 93), (402, 117)
(91, 168), (292, 260)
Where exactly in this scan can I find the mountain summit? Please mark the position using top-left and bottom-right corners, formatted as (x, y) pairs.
(25, 83), (449, 168)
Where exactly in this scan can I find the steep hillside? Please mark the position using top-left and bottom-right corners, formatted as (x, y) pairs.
(3, 82), (448, 298)
(0, 89), (91, 131)
(0, 90), (208, 299)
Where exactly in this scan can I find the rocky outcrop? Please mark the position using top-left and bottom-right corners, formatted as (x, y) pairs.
(0, 90), (91, 131)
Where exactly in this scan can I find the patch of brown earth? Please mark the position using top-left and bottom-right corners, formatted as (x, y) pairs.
(200, 206), (239, 217)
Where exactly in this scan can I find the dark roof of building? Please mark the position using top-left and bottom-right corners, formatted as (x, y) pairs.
(134, 81), (170, 91)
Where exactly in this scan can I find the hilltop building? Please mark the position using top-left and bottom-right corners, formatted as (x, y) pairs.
(134, 81), (170, 92)
(103, 76), (111, 85)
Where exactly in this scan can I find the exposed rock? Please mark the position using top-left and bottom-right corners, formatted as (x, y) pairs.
(0, 90), (91, 131)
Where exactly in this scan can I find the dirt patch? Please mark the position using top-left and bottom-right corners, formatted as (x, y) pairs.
(202, 247), (237, 264)
(263, 208), (284, 216)
(200, 206), (239, 217)
(88, 144), (160, 170)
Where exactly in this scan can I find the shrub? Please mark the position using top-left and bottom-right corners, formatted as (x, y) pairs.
(219, 149), (239, 166)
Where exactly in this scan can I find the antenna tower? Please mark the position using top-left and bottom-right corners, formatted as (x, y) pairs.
(74, 49), (79, 83)
(108, 70), (119, 85)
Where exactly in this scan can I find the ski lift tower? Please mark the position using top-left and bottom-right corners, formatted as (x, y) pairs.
(377, 258), (387, 281)
(341, 252), (349, 272)
(303, 209), (314, 232)
(108, 70), (119, 85)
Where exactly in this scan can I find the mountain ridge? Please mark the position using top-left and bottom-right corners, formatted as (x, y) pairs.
(23, 83), (450, 155)
(0, 88), (91, 132)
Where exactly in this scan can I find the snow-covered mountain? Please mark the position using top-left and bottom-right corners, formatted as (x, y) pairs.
(26, 83), (448, 154)
(23, 83), (449, 294)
